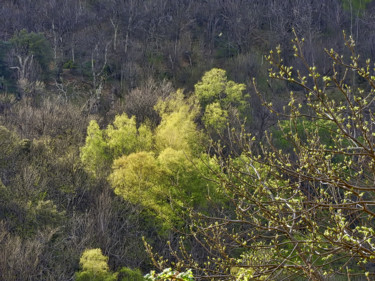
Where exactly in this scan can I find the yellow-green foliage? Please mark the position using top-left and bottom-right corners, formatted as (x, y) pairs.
(76, 249), (118, 281)
(157, 147), (188, 177)
(195, 68), (228, 104)
(109, 148), (218, 227)
(224, 80), (246, 104)
(109, 151), (178, 227)
(194, 68), (246, 131)
(157, 148), (214, 207)
(106, 114), (138, 158)
(80, 249), (109, 273)
(154, 89), (193, 116)
(80, 120), (109, 176)
(83, 90), (216, 229)
(155, 90), (201, 154)
(194, 68), (246, 106)
(157, 147), (193, 207)
(202, 102), (228, 131)
(106, 114), (153, 158)
(137, 123), (153, 152)
(80, 114), (153, 177)
(109, 152), (160, 206)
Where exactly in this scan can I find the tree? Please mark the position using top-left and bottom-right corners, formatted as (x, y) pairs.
(75, 248), (118, 281)
(107, 91), (219, 230)
(146, 32), (375, 280)
(202, 102), (228, 132)
(80, 113), (153, 177)
(108, 151), (162, 211)
(154, 90), (202, 154)
(108, 148), (218, 230)
(106, 114), (152, 158)
(195, 68), (246, 107)
(80, 120), (110, 177)
(194, 68), (247, 132)
(8, 29), (53, 86)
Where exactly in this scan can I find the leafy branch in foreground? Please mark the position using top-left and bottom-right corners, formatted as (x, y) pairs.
(146, 31), (375, 280)
(144, 268), (194, 281)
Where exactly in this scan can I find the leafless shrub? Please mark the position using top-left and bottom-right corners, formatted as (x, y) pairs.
(124, 78), (174, 126)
